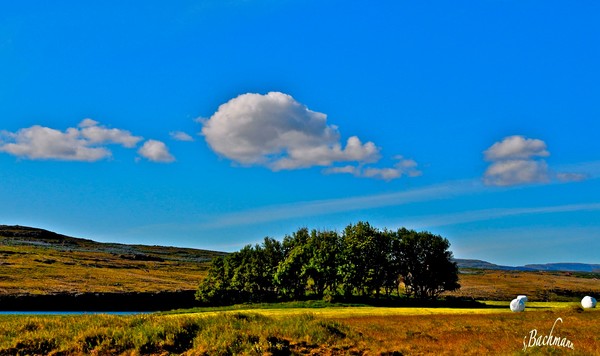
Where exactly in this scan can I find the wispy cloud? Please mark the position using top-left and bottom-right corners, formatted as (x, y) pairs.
(198, 179), (484, 229)
(400, 202), (600, 229)
(170, 131), (194, 142)
(554, 160), (600, 180)
(324, 155), (421, 181)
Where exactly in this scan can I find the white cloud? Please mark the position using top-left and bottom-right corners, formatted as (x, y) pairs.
(78, 118), (99, 128)
(202, 92), (377, 169)
(364, 156), (422, 180)
(79, 123), (142, 148)
(484, 159), (550, 186)
(483, 135), (588, 186)
(484, 135), (549, 161)
(483, 135), (551, 186)
(0, 125), (112, 161)
(323, 165), (360, 176)
(170, 131), (194, 142)
(0, 119), (170, 163)
(201, 91), (417, 180)
(138, 139), (175, 163)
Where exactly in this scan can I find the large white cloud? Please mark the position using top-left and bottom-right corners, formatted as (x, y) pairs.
(0, 119), (172, 163)
(201, 92), (415, 180)
(483, 135), (586, 186)
(202, 92), (380, 170)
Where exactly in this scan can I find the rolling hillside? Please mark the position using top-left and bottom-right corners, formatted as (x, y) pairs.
(0, 225), (223, 296)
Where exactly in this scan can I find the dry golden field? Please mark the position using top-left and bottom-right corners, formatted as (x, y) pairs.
(0, 305), (597, 355)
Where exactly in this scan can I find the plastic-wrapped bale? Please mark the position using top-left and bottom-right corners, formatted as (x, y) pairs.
(517, 295), (528, 303)
(510, 298), (525, 312)
(581, 296), (597, 309)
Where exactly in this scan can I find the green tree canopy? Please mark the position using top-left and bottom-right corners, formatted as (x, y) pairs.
(196, 223), (460, 305)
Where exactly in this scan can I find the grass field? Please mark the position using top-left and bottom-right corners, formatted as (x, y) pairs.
(0, 303), (597, 355)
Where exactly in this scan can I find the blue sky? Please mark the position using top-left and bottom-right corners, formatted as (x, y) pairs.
(1, 1), (599, 265)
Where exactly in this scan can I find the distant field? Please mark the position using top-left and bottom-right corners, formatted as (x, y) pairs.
(0, 303), (597, 355)
(445, 269), (600, 302)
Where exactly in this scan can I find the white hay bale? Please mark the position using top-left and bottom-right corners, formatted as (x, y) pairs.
(510, 298), (525, 312)
(517, 295), (528, 303)
(581, 296), (597, 309)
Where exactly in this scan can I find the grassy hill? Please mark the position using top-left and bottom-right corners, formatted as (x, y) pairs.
(0, 225), (223, 296)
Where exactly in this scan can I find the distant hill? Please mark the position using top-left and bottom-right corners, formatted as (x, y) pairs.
(0, 224), (223, 262)
(0, 225), (96, 246)
(523, 262), (600, 273)
(455, 259), (600, 273)
(454, 259), (535, 271)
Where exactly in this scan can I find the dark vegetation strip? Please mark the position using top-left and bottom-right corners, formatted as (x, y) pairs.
(0, 291), (196, 312)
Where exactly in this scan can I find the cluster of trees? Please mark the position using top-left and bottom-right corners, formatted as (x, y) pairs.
(196, 222), (460, 305)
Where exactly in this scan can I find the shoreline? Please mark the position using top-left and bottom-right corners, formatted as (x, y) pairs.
(0, 290), (196, 312)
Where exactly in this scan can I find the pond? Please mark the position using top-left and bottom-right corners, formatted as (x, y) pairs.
(0, 311), (149, 315)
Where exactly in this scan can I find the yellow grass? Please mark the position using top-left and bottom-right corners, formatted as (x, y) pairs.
(173, 301), (575, 320)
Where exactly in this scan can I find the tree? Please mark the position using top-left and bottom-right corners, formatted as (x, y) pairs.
(397, 229), (460, 299)
(303, 229), (341, 298)
(382, 229), (402, 296)
(197, 223), (461, 306)
(338, 221), (383, 297)
(274, 228), (312, 299)
(196, 255), (237, 305)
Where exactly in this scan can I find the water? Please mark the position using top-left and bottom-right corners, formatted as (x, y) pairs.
(0, 311), (148, 315)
